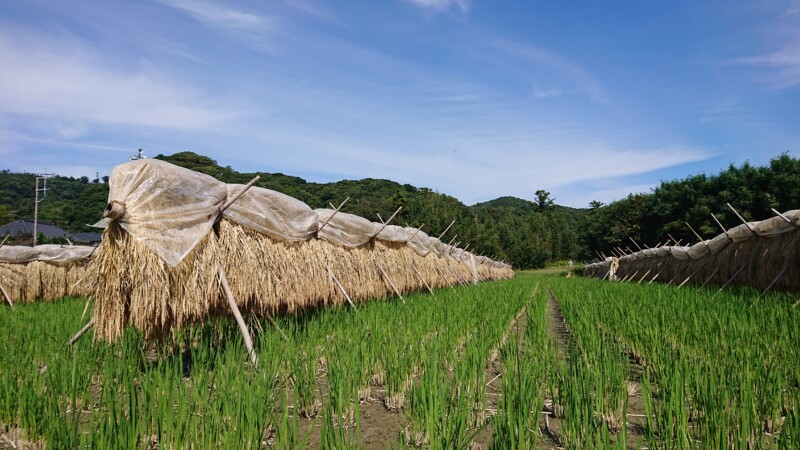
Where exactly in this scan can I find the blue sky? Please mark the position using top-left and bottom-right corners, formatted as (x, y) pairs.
(1, 0), (798, 207)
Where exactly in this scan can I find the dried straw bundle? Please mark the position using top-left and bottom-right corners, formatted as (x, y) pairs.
(603, 228), (800, 291)
(0, 263), (25, 302)
(91, 222), (222, 341)
(92, 219), (513, 341)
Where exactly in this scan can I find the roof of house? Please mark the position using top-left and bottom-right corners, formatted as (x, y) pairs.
(0, 220), (102, 243)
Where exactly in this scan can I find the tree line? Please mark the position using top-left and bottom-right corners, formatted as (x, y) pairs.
(580, 153), (800, 261)
(2, 151), (796, 269)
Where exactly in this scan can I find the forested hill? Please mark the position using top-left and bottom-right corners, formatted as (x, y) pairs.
(2, 151), (797, 267)
(0, 152), (583, 268)
(582, 153), (800, 261)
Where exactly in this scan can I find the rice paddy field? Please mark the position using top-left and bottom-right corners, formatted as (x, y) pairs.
(1, 272), (798, 449)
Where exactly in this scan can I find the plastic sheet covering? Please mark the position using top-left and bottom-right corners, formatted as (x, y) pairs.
(584, 209), (800, 271)
(105, 159), (228, 267)
(374, 224), (412, 243)
(0, 245), (95, 264)
(223, 184), (318, 241)
(403, 228), (430, 256)
(427, 237), (447, 257)
(315, 209), (378, 248)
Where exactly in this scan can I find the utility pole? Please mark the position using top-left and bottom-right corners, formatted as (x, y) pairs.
(33, 172), (54, 246)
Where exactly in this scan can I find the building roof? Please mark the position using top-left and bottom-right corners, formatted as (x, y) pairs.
(0, 220), (102, 243)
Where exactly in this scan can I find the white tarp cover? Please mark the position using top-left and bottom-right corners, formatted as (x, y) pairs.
(315, 209), (378, 248)
(99, 159), (512, 269)
(0, 245), (95, 264)
(374, 224), (411, 243)
(105, 159), (228, 267)
(586, 210), (799, 270)
(404, 227), (432, 256)
(223, 184), (318, 242)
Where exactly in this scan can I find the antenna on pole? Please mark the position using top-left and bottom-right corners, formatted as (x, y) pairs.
(33, 171), (55, 246)
(131, 148), (147, 160)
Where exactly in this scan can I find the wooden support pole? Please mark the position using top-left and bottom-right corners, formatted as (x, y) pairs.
(372, 206), (403, 239)
(677, 260), (710, 288)
(318, 197), (350, 233)
(327, 266), (357, 311)
(700, 266), (719, 288)
(667, 234), (682, 246)
(435, 265), (458, 292)
(405, 223), (424, 243)
(411, 263), (435, 296)
(0, 234), (8, 248)
(771, 208), (792, 224)
(376, 263), (404, 304)
(69, 318), (94, 345)
(218, 267), (259, 368)
(685, 222), (713, 253)
(437, 219), (456, 240)
(712, 260), (751, 299)
(710, 213), (730, 238)
(726, 203), (756, 235)
(629, 236), (643, 252)
(759, 266), (787, 297)
(637, 270), (652, 284)
(265, 313), (289, 341)
(648, 269), (663, 284)
(220, 176), (261, 213)
(0, 282), (13, 308)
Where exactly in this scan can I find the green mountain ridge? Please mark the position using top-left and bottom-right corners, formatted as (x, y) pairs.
(3, 151), (797, 268)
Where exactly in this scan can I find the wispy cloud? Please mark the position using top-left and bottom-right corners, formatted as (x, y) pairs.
(159, 0), (270, 32)
(531, 81), (561, 99)
(728, 45), (800, 89)
(478, 38), (607, 103)
(405, 0), (469, 13)
(0, 28), (245, 130)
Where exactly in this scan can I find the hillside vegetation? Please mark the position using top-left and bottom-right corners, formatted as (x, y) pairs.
(2, 152), (797, 267)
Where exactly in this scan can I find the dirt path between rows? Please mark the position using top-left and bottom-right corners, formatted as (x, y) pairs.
(542, 287), (647, 450)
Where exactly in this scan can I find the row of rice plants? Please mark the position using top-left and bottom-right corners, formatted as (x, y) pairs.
(548, 276), (800, 449)
(0, 276), (537, 448)
(402, 277), (537, 448)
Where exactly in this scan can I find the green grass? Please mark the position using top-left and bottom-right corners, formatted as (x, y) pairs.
(1, 271), (797, 448)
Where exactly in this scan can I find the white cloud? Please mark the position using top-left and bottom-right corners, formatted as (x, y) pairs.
(728, 46), (800, 88)
(405, 0), (469, 13)
(479, 38), (607, 103)
(0, 29), (245, 130)
(160, 0), (269, 32)
(531, 81), (561, 98)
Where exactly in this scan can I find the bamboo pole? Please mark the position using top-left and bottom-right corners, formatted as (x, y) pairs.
(712, 260), (751, 299)
(759, 266), (786, 297)
(376, 262), (404, 303)
(318, 197), (350, 233)
(405, 224), (424, 243)
(265, 312), (289, 341)
(220, 176), (261, 212)
(437, 220), (456, 240)
(372, 206), (403, 239)
(726, 203), (756, 234)
(700, 266), (720, 288)
(0, 234), (9, 248)
(685, 222), (713, 253)
(327, 266), (357, 311)
(629, 237), (643, 252)
(771, 208), (792, 224)
(710, 213), (730, 239)
(411, 263), (435, 296)
(69, 318), (94, 345)
(0, 282), (13, 308)
(678, 260), (710, 288)
(218, 267), (259, 368)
